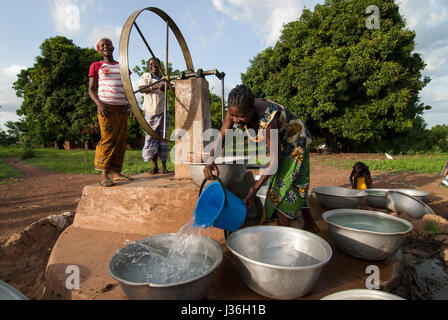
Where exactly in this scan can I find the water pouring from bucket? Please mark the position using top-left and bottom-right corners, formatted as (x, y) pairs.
(194, 177), (247, 231)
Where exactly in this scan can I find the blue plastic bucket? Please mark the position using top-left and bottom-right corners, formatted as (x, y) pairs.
(194, 178), (247, 231)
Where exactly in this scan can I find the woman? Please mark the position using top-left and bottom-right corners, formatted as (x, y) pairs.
(204, 85), (319, 232)
(88, 37), (133, 187)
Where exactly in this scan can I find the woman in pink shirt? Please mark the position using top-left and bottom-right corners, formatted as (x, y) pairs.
(88, 37), (133, 187)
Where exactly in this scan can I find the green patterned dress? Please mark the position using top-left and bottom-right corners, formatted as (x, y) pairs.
(259, 100), (312, 222)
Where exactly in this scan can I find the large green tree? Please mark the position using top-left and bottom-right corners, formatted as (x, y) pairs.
(13, 36), (101, 147)
(242, 0), (430, 152)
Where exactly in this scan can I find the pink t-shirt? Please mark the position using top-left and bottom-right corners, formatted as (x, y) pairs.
(89, 61), (129, 106)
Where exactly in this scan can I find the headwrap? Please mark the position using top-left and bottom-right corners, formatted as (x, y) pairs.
(96, 37), (113, 53)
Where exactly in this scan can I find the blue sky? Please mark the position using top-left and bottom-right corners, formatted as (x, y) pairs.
(1, 0), (447, 130)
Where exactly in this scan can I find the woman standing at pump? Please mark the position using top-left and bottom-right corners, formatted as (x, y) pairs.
(88, 37), (133, 187)
(204, 85), (319, 233)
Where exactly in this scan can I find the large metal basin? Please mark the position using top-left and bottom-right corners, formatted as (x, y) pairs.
(393, 189), (429, 202)
(0, 280), (29, 300)
(313, 186), (367, 209)
(226, 226), (332, 299)
(187, 156), (249, 187)
(323, 209), (413, 261)
(386, 191), (434, 219)
(321, 289), (405, 300)
(365, 189), (390, 209)
(108, 234), (223, 300)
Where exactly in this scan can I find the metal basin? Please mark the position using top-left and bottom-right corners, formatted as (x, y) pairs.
(321, 289), (405, 300)
(226, 226), (332, 299)
(365, 189), (390, 209)
(313, 186), (367, 209)
(0, 280), (29, 300)
(187, 156), (249, 187)
(386, 191), (434, 219)
(323, 209), (413, 261)
(108, 234), (223, 300)
(394, 189), (429, 202)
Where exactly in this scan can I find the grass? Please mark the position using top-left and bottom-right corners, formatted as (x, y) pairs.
(333, 153), (448, 175)
(0, 146), (174, 176)
(1, 146), (447, 177)
(0, 158), (22, 183)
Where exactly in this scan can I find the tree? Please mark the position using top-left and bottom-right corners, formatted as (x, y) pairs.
(242, 0), (430, 152)
(13, 36), (101, 147)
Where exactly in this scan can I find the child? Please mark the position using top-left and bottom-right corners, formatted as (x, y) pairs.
(350, 162), (373, 190)
(88, 37), (133, 187)
(138, 57), (170, 175)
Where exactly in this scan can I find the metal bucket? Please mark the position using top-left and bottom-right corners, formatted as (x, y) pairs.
(321, 289), (405, 300)
(323, 209), (413, 261)
(394, 189), (429, 202)
(226, 226), (332, 299)
(313, 186), (367, 209)
(108, 234), (223, 300)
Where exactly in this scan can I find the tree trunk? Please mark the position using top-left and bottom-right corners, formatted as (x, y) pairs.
(321, 130), (338, 153)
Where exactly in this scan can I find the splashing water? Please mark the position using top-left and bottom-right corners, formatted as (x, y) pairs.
(118, 217), (216, 285)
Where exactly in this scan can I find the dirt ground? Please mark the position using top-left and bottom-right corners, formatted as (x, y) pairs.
(0, 153), (447, 300)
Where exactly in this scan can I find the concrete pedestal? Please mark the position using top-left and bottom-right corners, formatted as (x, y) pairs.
(174, 79), (212, 179)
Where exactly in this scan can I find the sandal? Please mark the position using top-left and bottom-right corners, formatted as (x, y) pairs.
(113, 175), (134, 182)
(148, 168), (159, 175)
(100, 179), (115, 187)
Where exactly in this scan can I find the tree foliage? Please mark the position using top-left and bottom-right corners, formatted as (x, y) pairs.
(242, 0), (430, 152)
(13, 36), (101, 146)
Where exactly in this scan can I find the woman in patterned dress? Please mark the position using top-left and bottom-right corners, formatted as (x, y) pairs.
(204, 85), (319, 232)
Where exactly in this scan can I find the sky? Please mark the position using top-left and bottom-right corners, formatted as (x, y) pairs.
(0, 0), (447, 131)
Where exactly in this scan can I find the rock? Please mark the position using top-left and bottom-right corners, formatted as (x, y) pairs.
(441, 249), (448, 264)
(434, 235), (448, 244)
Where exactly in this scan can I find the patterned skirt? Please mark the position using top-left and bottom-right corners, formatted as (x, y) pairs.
(262, 150), (310, 222)
(94, 105), (128, 173)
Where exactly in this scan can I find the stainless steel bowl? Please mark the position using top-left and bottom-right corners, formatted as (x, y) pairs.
(393, 189), (429, 202)
(386, 191), (434, 219)
(0, 280), (29, 300)
(313, 186), (368, 209)
(365, 189), (390, 209)
(321, 289), (405, 300)
(226, 226), (332, 299)
(108, 234), (223, 300)
(187, 156), (249, 187)
(323, 209), (413, 261)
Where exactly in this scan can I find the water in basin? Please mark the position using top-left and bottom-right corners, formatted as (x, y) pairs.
(113, 218), (216, 285)
(327, 214), (409, 233)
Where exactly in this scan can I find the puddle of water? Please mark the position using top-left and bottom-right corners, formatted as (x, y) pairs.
(414, 258), (448, 300)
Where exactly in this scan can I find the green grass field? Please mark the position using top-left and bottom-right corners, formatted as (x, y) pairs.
(0, 146), (446, 179)
(335, 154), (448, 175)
(0, 146), (174, 177)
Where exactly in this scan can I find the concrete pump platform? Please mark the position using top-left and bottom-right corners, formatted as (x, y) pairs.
(44, 174), (403, 300)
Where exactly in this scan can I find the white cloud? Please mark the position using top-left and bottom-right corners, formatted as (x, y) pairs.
(3, 65), (26, 78)
(0, 65), (26, 109)
(211, 0), (319, 46)
(0, 112), (21, 131)
(49, 0), (82, 36)
(86, 24), (123, 48)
